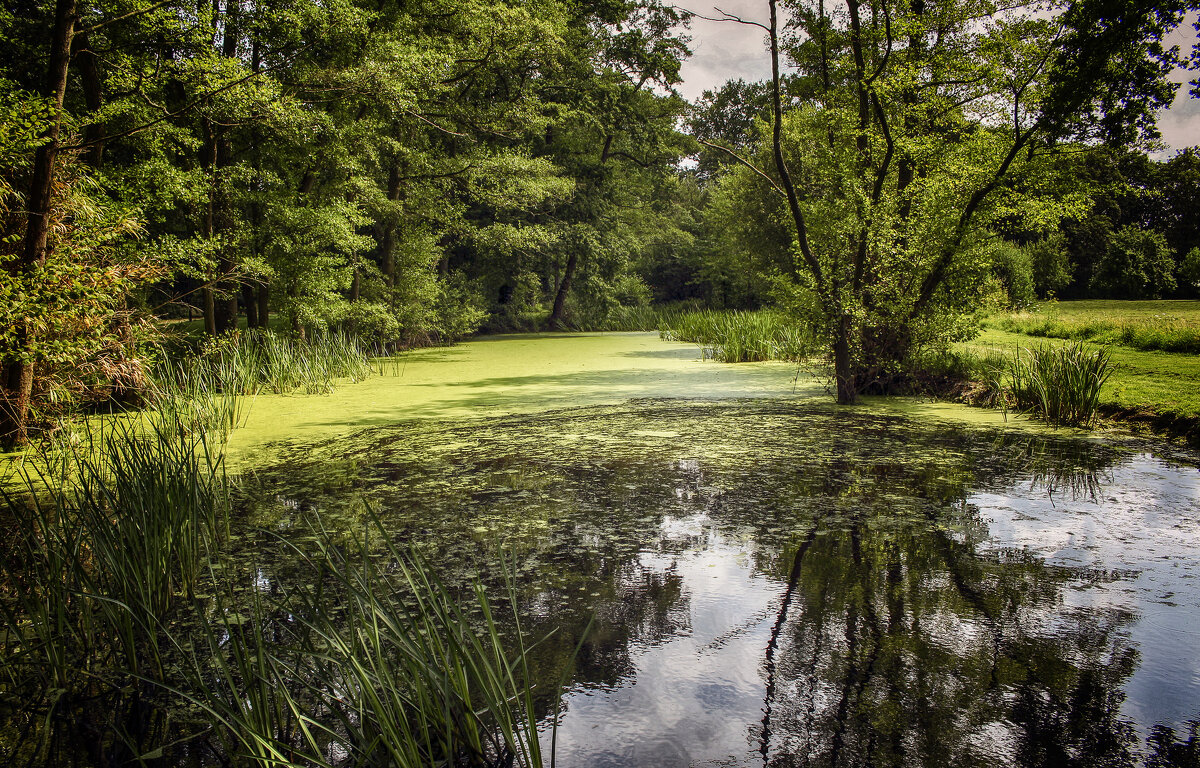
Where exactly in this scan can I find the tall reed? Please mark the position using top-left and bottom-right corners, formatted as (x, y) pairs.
(171, 517), (558, 767)
(661, 310), (812, 362)
(0, 421), (230, 765)
(1007, 342), (1114, 427)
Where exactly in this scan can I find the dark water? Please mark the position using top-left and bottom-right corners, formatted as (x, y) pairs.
(241, 400), (1200, 767)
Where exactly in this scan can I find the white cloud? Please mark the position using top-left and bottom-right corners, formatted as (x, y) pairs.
(674, 4), (1200, 152)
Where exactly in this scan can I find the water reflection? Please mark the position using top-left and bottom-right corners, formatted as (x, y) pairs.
(240, 400), (1200, 767)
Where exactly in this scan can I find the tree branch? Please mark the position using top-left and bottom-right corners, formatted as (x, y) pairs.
(78, 0), (176, 35)
(696, 139), (783, 195)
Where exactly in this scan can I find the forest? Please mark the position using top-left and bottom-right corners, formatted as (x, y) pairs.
(1, 0), (1198, 444)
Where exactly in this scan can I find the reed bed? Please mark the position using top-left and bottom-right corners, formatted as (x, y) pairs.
(1007, 342), (1115, 428)
(0, 421), (560, 767)
(661, 309), (812, 362)
(178, 522), (554, 768)
(146, 330), (377, 439)
(0, 422), (230, 764)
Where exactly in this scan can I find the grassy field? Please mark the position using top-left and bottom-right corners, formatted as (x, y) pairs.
(968, 300), (1200, 430)
(984, 299), (1200, 353)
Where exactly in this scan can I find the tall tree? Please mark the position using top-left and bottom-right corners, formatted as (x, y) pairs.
(695, 0), (1195, 402)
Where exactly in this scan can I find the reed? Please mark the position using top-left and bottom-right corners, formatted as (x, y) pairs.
(661, 310), (812, 362)
(0, 421), (230, 764)
(1007, 342), (1114, 427)
(170, 516), (557, 768)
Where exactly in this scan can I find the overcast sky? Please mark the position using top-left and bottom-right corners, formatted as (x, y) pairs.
(671, 3), (1200, 156)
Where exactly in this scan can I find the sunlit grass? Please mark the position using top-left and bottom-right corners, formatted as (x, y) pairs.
(985, 300), (1200, 354)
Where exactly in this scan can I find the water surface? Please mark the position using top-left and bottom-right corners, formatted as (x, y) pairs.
(235, 334), (1200, 767)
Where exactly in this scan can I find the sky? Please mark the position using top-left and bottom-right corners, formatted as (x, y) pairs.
(670, 2), (1200, 156)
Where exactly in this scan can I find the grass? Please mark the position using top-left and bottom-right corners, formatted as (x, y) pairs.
(0, 418), (564, 767)
(661, 309), (813, 362)
(985, 300), (1200, 354)
(971, 300), (1200, 424)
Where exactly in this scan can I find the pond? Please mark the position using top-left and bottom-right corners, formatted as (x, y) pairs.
(232, 332), (1200, 768)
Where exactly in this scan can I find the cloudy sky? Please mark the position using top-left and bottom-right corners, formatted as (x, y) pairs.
(671, 3), (1200, 155)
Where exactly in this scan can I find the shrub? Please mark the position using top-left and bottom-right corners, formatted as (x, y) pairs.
(1090, 227), (1176, 299)
(1024, 235), (1074, 298)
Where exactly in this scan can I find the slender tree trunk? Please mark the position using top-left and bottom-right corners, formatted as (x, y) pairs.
(213, 0), (241, 334)
(377, 163), (401, 286)
(1, 0), (76, 448)
(549, 251), (578, 327)
(257, 285), (270, 328)
(834, 312), (855, 404)
(243, 284), (259, 328)
(74, 31), (106, 166)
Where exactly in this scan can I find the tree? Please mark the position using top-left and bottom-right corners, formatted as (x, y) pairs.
(690, 0), (1196, 402)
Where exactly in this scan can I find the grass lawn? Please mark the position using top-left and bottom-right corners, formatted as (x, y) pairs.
(966, 300), (1200, 428)
(984, 299), (1200, 353)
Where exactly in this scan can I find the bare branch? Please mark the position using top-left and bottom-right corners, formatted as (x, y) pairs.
(675, 6), (770, 33)
(697, 139), (783, 195)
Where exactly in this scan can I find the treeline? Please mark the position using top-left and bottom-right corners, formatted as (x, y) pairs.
(0, 0), (695, 445)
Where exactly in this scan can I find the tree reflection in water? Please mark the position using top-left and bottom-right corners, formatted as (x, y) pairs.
(240, 401), (1200, 768)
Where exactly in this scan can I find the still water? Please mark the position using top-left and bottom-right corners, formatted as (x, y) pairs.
(236, 334), (1200, 767)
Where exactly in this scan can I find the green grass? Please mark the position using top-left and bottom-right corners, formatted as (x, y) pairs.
(963, 328), (1200, 421)
(985, 300), (1200, 354)
(661, 309), (813, 362)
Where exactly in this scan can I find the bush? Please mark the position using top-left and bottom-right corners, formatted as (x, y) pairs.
(1024, 234), (1074, 298)
(988, 242), (1036, 308)
(1090, 227), (1176, 299)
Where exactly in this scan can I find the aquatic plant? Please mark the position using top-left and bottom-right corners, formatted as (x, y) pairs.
(0, 416), (561, 767)
(0, 421), (230, 765)
(661, 310), (812, 362)
(1008, 342), (1114, 428)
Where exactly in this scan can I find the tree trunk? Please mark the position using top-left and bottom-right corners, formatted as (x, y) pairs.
(243, 284), (259, 328)
(1, 0), (76, 448)
(257, 285), (270, 328)
(213, 0), (241, 334)
(549, 251), (578, 327)
(75, 31), (105, 166)
(202, 286), (217, 335)
(834, 312), (856, 404)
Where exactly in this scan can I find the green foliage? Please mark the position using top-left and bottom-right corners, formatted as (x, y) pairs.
(987, 242), (1036, 309)
(1178, 247), (1200, 292)
(1091, 226), (1177, 299)
(1025, 235), (1075, 299)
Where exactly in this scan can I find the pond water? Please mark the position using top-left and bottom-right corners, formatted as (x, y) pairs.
(234, 333), (1200, 768)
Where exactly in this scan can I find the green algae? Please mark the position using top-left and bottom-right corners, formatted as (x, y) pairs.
(224, 332), (1048, 469)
